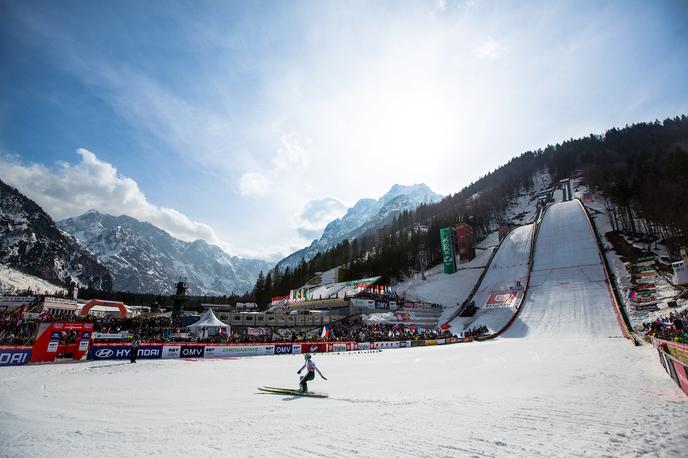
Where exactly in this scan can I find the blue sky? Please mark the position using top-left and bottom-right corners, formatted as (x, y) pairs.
(1, 0), (687, 261)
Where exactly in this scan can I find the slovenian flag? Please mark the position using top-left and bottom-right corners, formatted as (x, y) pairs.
(321, 325), (330, 338)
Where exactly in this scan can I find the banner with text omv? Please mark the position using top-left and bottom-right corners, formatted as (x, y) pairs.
(88, 344), (162, 360)
(0, 347), (32, 366)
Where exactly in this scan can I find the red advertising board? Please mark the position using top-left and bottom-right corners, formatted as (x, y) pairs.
(485, 291), (518, 308)
(31, 322), (94, 363)
(300, 342), (327, 353)
(672, 359), (688, 394)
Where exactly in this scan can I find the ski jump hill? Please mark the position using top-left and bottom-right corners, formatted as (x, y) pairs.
(503, 199), (623, 339)
(447, 222), (535, 333)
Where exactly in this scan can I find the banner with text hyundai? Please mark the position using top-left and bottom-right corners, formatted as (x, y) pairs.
(0, 347), (32, 366)
(89, 344), (162, 360)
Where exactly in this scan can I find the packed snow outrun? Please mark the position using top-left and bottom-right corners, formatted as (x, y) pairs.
(1, 199), (686, 458)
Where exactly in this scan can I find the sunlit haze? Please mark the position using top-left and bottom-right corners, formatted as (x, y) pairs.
(1, 0), (687, 261)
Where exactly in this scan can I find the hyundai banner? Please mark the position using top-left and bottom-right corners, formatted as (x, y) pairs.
(0, 348), (32, 366)
(89, 345), (162, 360)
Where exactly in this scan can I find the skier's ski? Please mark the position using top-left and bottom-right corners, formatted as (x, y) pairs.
(258, 386), (328, 398)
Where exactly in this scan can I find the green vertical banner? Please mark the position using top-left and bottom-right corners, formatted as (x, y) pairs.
(440, 227), (456, 274)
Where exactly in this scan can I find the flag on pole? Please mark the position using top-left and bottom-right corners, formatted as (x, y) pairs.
(321, 325), (330, 339)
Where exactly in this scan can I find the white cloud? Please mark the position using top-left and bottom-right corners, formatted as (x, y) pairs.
(239, 132), (310, 195)
(0, 149), (233, 252)
(437, 0), (447, 12)
(239, 172), (272, 196)
(272, 133), (309, 174)
(296, 197), (348, 240)
(472, 37), (507, 59)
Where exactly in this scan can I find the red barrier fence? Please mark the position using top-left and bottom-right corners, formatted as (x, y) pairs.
(648, 335), (688, 396)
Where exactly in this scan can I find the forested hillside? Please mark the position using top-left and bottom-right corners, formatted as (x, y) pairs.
(253, 116), (688, 306)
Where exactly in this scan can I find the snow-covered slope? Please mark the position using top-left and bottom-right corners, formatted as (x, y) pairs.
(504, 200), (621, 339)
(278, 183), (442, 269)
(0, 264), (66, 295)
(58, 211), (271, 296)
(449, 223), (535, 332)
(395, 232), (498, 321)
(1, 340), (685, 457)
(0, 179), (112, 290)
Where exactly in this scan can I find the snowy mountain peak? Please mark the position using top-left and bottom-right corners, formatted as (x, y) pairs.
(278, 183), (442, 269)
(380, 183), (441, 206)
(0, 179), (112, 290)
(58, 211), (271, 295)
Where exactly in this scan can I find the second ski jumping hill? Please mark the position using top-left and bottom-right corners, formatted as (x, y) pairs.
(448, 223), (534, 333)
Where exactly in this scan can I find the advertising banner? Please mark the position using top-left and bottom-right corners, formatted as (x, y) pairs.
(47, 331), (61, 353)
(0, 347), (32, 366)
(180, 345), (206, 358)
(292, 344), (302, 354)
(274, 344), (293, 355)
(658, 348), (668, 370)
(630, 295), (657, 304)
(411, 340), (426, 347)
(93, 332), (129, 340)
(672, 359), (688, 393)
(331, 343), (347, 352)
(633, 303), (659, 311)
(162, 345), (181, 359)
(373, 341), (400, 349)
(440, 227), (456, 274)
(485, 291), (518, 309)
(672, 261), (688, 285)
(207, 345), (274, 357)
(78, 332), (91, 352)
(666, 353), (680, 385)
(351, 298), (376, 309)
(425, 339), (438, 346)
(357, 342), (370, 351)
(89, 344), (162, 360)
(301, 342), (327, 353)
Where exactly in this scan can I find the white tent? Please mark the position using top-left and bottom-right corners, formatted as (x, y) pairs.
(187, 309), (230, 338)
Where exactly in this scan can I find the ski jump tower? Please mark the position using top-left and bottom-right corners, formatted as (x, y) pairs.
(172, 278), (188, 321)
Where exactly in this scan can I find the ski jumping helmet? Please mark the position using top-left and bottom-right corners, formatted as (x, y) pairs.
(304, 353), (312, 360)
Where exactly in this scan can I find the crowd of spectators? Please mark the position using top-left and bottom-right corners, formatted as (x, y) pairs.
(0, 310), (38, 345)
(642, 310), (688, 344)
(323, 317), (457, 342)
(2, 310), (465, 346)
(463, 325), (489, 340)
